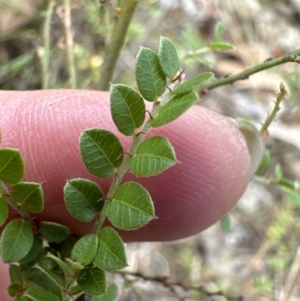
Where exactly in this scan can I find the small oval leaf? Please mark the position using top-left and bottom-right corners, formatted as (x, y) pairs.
(0, 219), (33, 263)
(152, 91), (198, 127)
(0, 197), (8, 226)
(71, 234), (98, 266)
(110, 84), (146, 136)
(39, 221), (69, 243)
(209, 42), (234, 51)
(0, 148), (24, 184)
(18, 236), (43, 264)
(135, 47), (166, 102)
(107, 182), (155, 230)
(80, 129), (124, 178)
(64, 178), (104, 222)
(94, 227), (127, 272)
(12, 182), (44, 214)
(159, 36), (180, 79)
(172, 72), (214, 95)
(130, 136), (177, 177)
(24, 286), (60, 301)
(77, 266), (106, 296)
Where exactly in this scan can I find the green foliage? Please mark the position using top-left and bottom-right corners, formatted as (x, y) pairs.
(38, 221), (69, 243)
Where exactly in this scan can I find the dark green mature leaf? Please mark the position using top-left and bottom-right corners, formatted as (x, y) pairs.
(7, 283), (22, 297)
(0, 197), (8, 226)
(94, 227), (127, 271)
(9, 265), (22, 286)
(110, 84), (145, 136)
(0, 219), (33, 263)
(0, 148), (24, 184)
(130, 136), (177, 177)
(159, 37), (180, 79)
(35, 265), (64, 289)
(12, 182), (44, 214)
(77, 266), (106, 296)
(71, 234), (98, 266)
(24, 286), (60, 301)
(80, 129), (124, 178)
(152, 91), (198, 127)
(107, 182), (154, 230)
(91, 282), (118, 301)
(39, 221), (69, 243)
(18, 236), (42, 264)
(172, 72), (214, 95)
(135, 47), (166, 102)
(64, 178), (104, 222)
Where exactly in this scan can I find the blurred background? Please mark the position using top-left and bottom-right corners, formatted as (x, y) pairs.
(1, 0), (300, 300)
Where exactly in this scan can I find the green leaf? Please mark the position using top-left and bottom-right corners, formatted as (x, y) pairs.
(257, 150), (270, 173)
(0, 148), (24, 184)
(12, 182), (44, 214)
(71, 234), (98, 266)
(7, 283), (22, 297)
(94, 227), (127, 272)
(135, 47), (166, 102)
(284, 189), (300, 205)
(77, 267), (106, 296)
(130, 136), (177, 177)
(46, 253), (74, 277)
(107, 182), (155, 230)
(276, 178), (296, 190)
(24, 286), (60, 301)
(65, 258), (84, 270)
(110, 84), (145, 136)
(220, 215), (231, 232)
(159, 37), (180, 79)
(9, 264), (23, 286)
(80, 129), (124, 178)
(214, 22), (224, 42)
(91, 282), (118, 301)
(35, 265), (64, 289)
(64, 178), (104, 222)
(274, 164), (282, 180)
(172, 72), (214, 95)
(208, 42), (234, 51)
(0, 197), (8, 226)
(39, 221), (69, 243)
(18, 236), (43, 264)
(0, 219), (33, 263)
(152, 90), (198, 128)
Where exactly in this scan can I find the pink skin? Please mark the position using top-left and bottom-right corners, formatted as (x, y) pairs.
(0, 90), (251, 300)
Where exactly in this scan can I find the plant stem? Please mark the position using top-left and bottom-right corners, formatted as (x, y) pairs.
(260, 83), (287, 134)
(201, 49), (300, 91)
(63, 0), (77, 88)
(98, 0), (138, 90)
(42, 0), (55, 89)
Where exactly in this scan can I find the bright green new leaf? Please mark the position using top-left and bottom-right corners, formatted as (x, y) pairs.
(110, 84), (145, 136)
(208, 42), (234, 51)
(135, 47), (166, 102)
(80, 129), (124, 178)
(0, 219), (33, 263)
(47, 253), (74, 277)
(35, 265), (64, 289)
(172, 72), (214, 95)
(71, 234), (98, 266)
(130, 136), (177, 177)
(220, 215), (231, 232)
(0, 148), (24, 184)
(257, 150), (270, 173)
(274, 163), (282, 180)
(159, 37), (180, 79)
(152, 91), (198, 127)
(285, 189), (300, 206)
(0, 197), (8, 226)
(77, 266), (106, 296)
(9, 265), (22, 286)
(24, 286), (60, 301)
(12, 182), (44, 214)
(94, 227), (127, 271)
(64, 178), (104, 222)
(18, 236), (42, 264)
(107, 182), (154, 230)
(91, 283), (118, 301)
(39, 221), (69, 243)
(214, 22), (224, 42)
